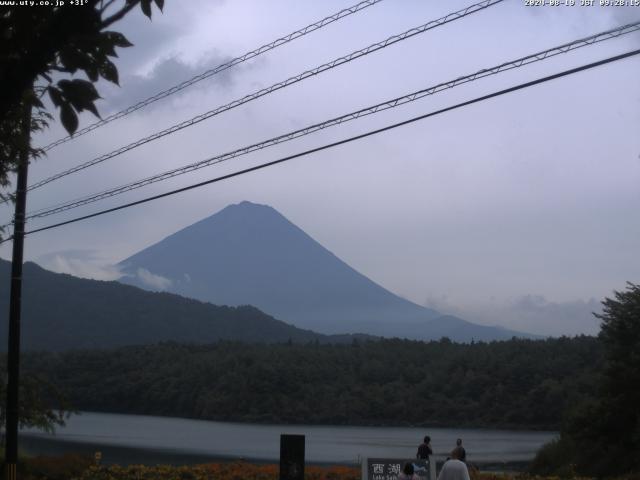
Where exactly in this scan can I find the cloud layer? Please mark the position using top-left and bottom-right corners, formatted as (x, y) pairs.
(2, 1), (638, 337)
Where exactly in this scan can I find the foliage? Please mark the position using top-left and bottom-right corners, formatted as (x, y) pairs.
(22, 453), (93, 480)
(531, 283), (640, 477)
(22, 336), (602, 430)
(0, 0), (164, 204)
(1, 0), (166, 433)
(0, 357), (72, 435)
(72, 462), (360, 480)
(6, 455), (640, 480)
(528, 438), (578, 478)
(596, 282), (640, 423)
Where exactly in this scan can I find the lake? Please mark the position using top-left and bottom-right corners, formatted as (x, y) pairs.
(21, 412), (556, 466)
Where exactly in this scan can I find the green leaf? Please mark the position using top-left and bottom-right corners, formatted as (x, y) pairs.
(154, 0), (164, 11)
(86, 64), (99, 82)
(98, 33), (118, 58)
(31, 96), (44, 109)
(58, 79), (100, 103)
(99, 59), (119, 85)
(103, 31), (133, 48)
(48, 87), (63, 107)
(57, 79), (101, 118)
(140, 0), (152, 19)
(58, 48), (80, 74)
(59, 102), (78, 135)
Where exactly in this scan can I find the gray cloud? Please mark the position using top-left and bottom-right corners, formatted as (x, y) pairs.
(611, 7), (640, 25)
(99, 52), (240, 114)
(425, 294), (603, 337)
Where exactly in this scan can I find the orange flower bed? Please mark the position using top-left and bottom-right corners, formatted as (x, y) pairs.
(72, 461), (361, 480)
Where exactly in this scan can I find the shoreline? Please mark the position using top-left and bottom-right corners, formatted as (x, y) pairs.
(49, 409), (559, 432)
(19, 434), (354, 467)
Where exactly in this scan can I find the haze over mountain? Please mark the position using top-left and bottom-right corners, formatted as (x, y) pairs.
(119, 201), (531, 341)
(0, 259), (365, 351)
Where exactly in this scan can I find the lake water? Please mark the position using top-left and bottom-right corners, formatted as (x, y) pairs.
(21, 412), (556, 466)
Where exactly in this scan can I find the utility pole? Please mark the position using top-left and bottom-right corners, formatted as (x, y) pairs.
(5, 102), (32, 480)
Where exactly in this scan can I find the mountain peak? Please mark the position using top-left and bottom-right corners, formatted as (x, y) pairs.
(118, 202), (532, 341)
(192, 201), (290, 232)
(234, 200), (268, 208)
(223, 200), (273, 212)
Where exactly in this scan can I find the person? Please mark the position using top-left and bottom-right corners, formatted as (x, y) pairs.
(436, 447), (470, 480)
(455, 438), (466, 463)
(398, 462), (419, 480)
(416, 435), (433, 459)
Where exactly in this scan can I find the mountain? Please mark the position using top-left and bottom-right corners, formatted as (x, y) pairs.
(119, 201), (530, 341)
(0, 259), (367, 351)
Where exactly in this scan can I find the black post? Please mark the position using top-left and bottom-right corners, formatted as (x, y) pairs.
(4, 104), (31, 480)
(279, 434), (305, 480)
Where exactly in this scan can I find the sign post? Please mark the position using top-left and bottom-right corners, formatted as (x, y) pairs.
(363, 457), (435, 480)
(279, 434), (305, 480)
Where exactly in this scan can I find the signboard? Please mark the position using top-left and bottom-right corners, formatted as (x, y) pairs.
(363, 458), (434, 480)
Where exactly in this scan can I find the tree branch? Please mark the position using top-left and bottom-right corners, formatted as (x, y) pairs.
(101, 1), (139, 28)
(100, 0), (119, 14)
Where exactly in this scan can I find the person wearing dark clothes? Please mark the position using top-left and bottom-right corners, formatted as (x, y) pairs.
(398, 462), (419, 480)
(455, 438), (466, 463)
(417, 435), (433, 459)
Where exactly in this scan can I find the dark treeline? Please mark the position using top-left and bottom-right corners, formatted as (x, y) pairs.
(25, 336), (600, 430)
(530, 283), (640, 477)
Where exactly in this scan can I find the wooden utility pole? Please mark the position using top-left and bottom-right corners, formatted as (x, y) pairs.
(4, 103), (31, 480)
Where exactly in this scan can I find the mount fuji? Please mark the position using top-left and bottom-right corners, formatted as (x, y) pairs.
(119, 201), (529, 342)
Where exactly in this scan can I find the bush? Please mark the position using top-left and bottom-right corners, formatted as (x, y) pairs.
(529, 437), (576, 477)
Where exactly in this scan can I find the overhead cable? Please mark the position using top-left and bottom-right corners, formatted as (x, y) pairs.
(38, 0), (387, 153)
(23, 21), (640, 221)
(26, 0), (503, 192)
(4, 48), (636, 243)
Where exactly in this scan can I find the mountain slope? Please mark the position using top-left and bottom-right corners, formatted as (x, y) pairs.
(0, 259), (360, 351)
(119, 201), (530, 341)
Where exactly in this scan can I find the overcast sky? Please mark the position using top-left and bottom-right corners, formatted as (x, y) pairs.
(2, 0), (639, 336)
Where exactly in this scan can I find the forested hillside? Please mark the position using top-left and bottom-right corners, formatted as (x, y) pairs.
(0, 260), (368, 350)
(24, 336), (601, 430)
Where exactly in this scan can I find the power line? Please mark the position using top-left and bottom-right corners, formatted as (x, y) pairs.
(5, 48), (636, 244)
(25, 0), (503, 193)
(38, 0), (386, 153)
(23, 21), (640, 221)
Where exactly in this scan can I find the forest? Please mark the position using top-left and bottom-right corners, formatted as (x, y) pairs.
(22, 335), (601, 430)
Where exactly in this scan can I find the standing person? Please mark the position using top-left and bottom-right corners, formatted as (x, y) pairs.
(455, 438), (466, 463)
(437, 448), (470, 480)
(416, 435), (433, 459)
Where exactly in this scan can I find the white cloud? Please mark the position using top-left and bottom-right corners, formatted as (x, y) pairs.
(135, 268), (172, 291)
(36, 250), (122, 281)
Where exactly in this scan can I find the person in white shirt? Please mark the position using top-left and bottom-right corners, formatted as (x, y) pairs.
(436, 447), (470, 480)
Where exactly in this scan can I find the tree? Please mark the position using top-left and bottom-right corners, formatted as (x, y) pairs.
(597, 282), (640, 412)
(531, 283), (640, 477)
(0, 367), (72, 436)
(590, 282), (640, 475)
(0, 0), (164, 436)
(0, 0), (164, 203)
